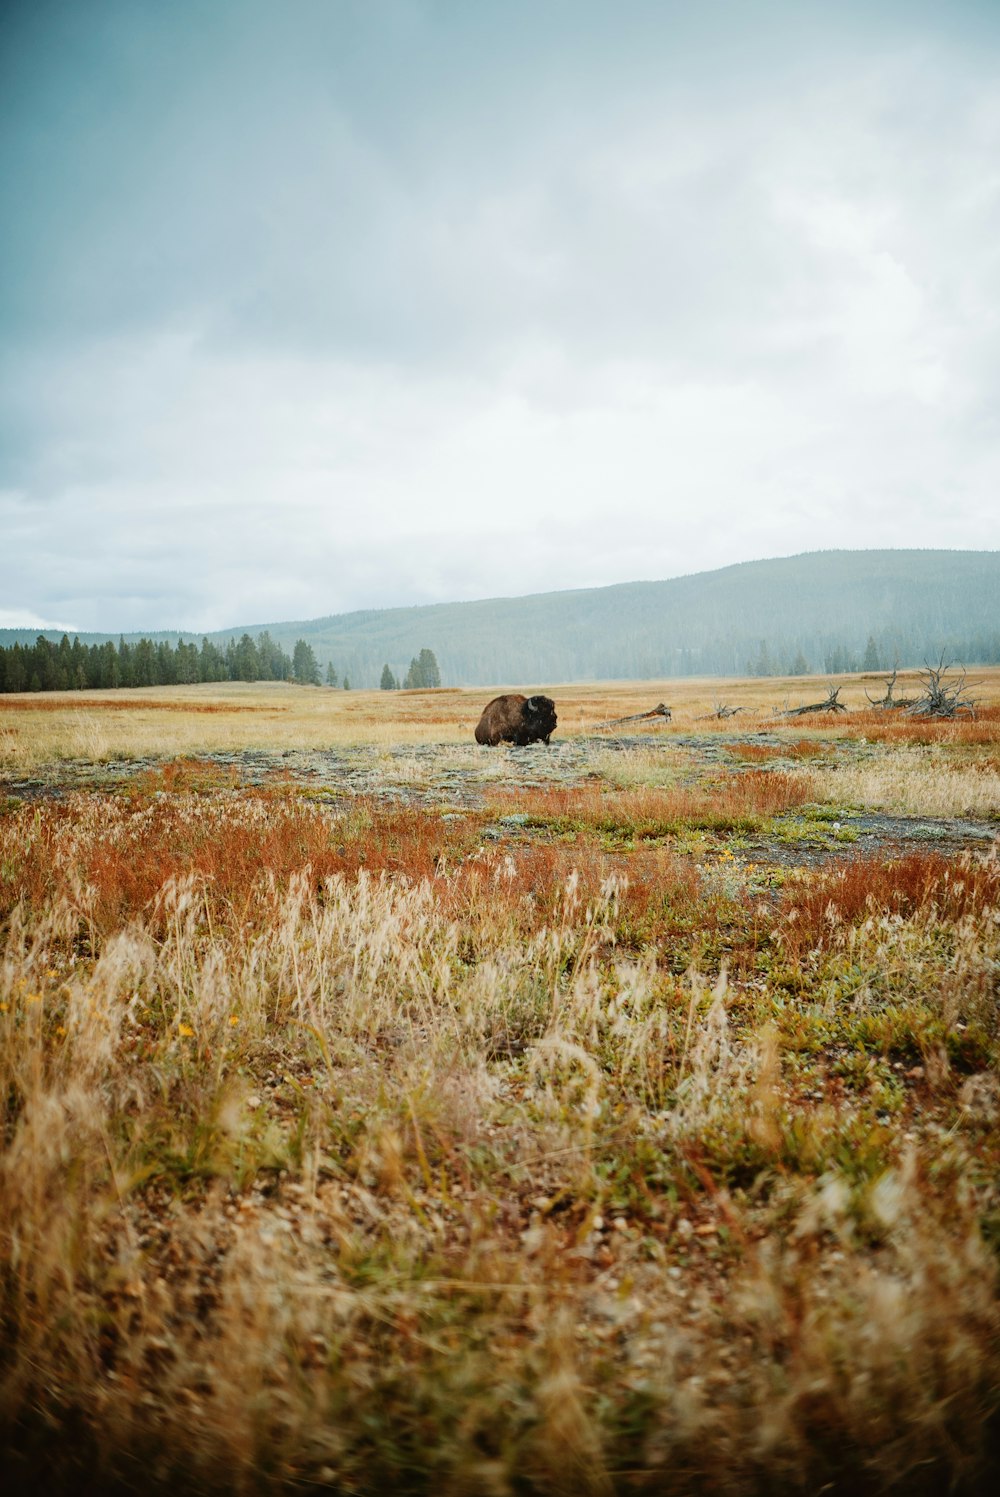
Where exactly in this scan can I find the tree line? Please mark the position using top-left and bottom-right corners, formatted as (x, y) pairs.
(379, 649), (441, 690)
(0, 632), (340, 693)
(739, 632), (998, 679)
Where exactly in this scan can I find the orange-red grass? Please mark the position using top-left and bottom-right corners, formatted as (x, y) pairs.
(129, 757), (246, 794)
(442, 838), (716, 942)
(487, 771), (813, 830)
(0, 796), (473, 934)
(0, 698), (282, 713)
(777, 851), (1000, 960)
(723, 742), (827, 762)
(836, 706), (1000, 746)
(0, 791), (735, 957)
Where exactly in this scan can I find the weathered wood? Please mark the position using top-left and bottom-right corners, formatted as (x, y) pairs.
(865, 669), (918, 711)
(905, 661), (979, 719)
(695, 703), (747, 721)
(594, 702), (673, 728)
(781, 687), (846, 717)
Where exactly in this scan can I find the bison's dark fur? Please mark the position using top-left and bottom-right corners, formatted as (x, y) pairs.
(475, 693), (558, 747)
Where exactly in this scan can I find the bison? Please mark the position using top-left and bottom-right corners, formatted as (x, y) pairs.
(475, 693), (558, 747)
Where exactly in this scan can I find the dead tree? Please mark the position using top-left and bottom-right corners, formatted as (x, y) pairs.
(865, 669), (918, 711)
(781, 686), (847, 717)
(695, 702), (747, 721)
(594, 702), (672, 728)
(905, 661), (979, 719)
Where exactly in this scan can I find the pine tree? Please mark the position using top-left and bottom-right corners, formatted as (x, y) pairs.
(176, 640), (199, 685)
(417, 648), (441, 688)
(57, 634), (73, 689)
(862, 635), (881, 672)
(255, 631), (291, 681)
(133, 639), (156, 687)
(71, 636), (87, 689)
(380, 664), (397, 690)
(325, 662), (338, 687)
(749, 640), (773, 677)
(156, 640), (177, 685)
(102, 641), (120, 688)
(233, 633), (259, 682)
(2, 645), (26, 691)
(292, 639), (321, 684)
(825, 643), (849, 675)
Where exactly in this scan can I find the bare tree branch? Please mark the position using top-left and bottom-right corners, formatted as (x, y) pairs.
(865, 668), (918, 711)
(593, 702), (673, 728)
(904, 659), (980, 719)
(780, 686), (847, 717)
(695, 701), (748, 721)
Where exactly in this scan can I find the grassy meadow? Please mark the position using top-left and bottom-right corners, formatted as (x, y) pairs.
(2, 670), (1000, 1494)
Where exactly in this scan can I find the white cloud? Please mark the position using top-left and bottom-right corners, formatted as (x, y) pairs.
(0, 607), (79, 632)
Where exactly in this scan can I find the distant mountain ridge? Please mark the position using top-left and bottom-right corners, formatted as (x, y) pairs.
(4, 550), (999, 687)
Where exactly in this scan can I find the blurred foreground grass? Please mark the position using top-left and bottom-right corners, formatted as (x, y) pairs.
(1, 715), (999, 1493)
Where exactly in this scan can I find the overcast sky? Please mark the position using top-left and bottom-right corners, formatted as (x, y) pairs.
(2, 0), (999, 633)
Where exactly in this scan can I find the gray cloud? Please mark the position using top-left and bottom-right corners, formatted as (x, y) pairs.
(2, 1), (999, 631)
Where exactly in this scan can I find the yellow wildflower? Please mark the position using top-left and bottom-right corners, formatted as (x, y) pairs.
(178, 1022), (195, 1037)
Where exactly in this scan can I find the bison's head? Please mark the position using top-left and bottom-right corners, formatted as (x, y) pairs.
(523, 695), (558, 738)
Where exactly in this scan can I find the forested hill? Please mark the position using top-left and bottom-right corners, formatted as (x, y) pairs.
(4, 550), (1000, 688)
(207, 550), (1000, 685)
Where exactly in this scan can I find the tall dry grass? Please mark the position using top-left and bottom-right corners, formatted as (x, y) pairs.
(803, 746), (1000, 819)
(2, 789), (1000, 1493)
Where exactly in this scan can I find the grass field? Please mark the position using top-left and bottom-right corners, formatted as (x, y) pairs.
(5, 667), (1000, 771)
(2, 671), (1000, 1494)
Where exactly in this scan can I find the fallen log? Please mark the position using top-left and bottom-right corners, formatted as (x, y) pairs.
(593, 702), (673, 728)
(695, 703), (747, 721)
(781, 687), (847, 717)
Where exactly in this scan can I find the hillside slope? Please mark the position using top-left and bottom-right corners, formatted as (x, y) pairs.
(220, 549), (1000, 685)
(5, 550), (999, 686)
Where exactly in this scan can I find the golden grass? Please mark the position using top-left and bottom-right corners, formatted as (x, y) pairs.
(804, 747), (1000, 819)
(2, 785), (1000, 1494)
(3, 671), (1000, 1491)
(3, 669), (1000, 775)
